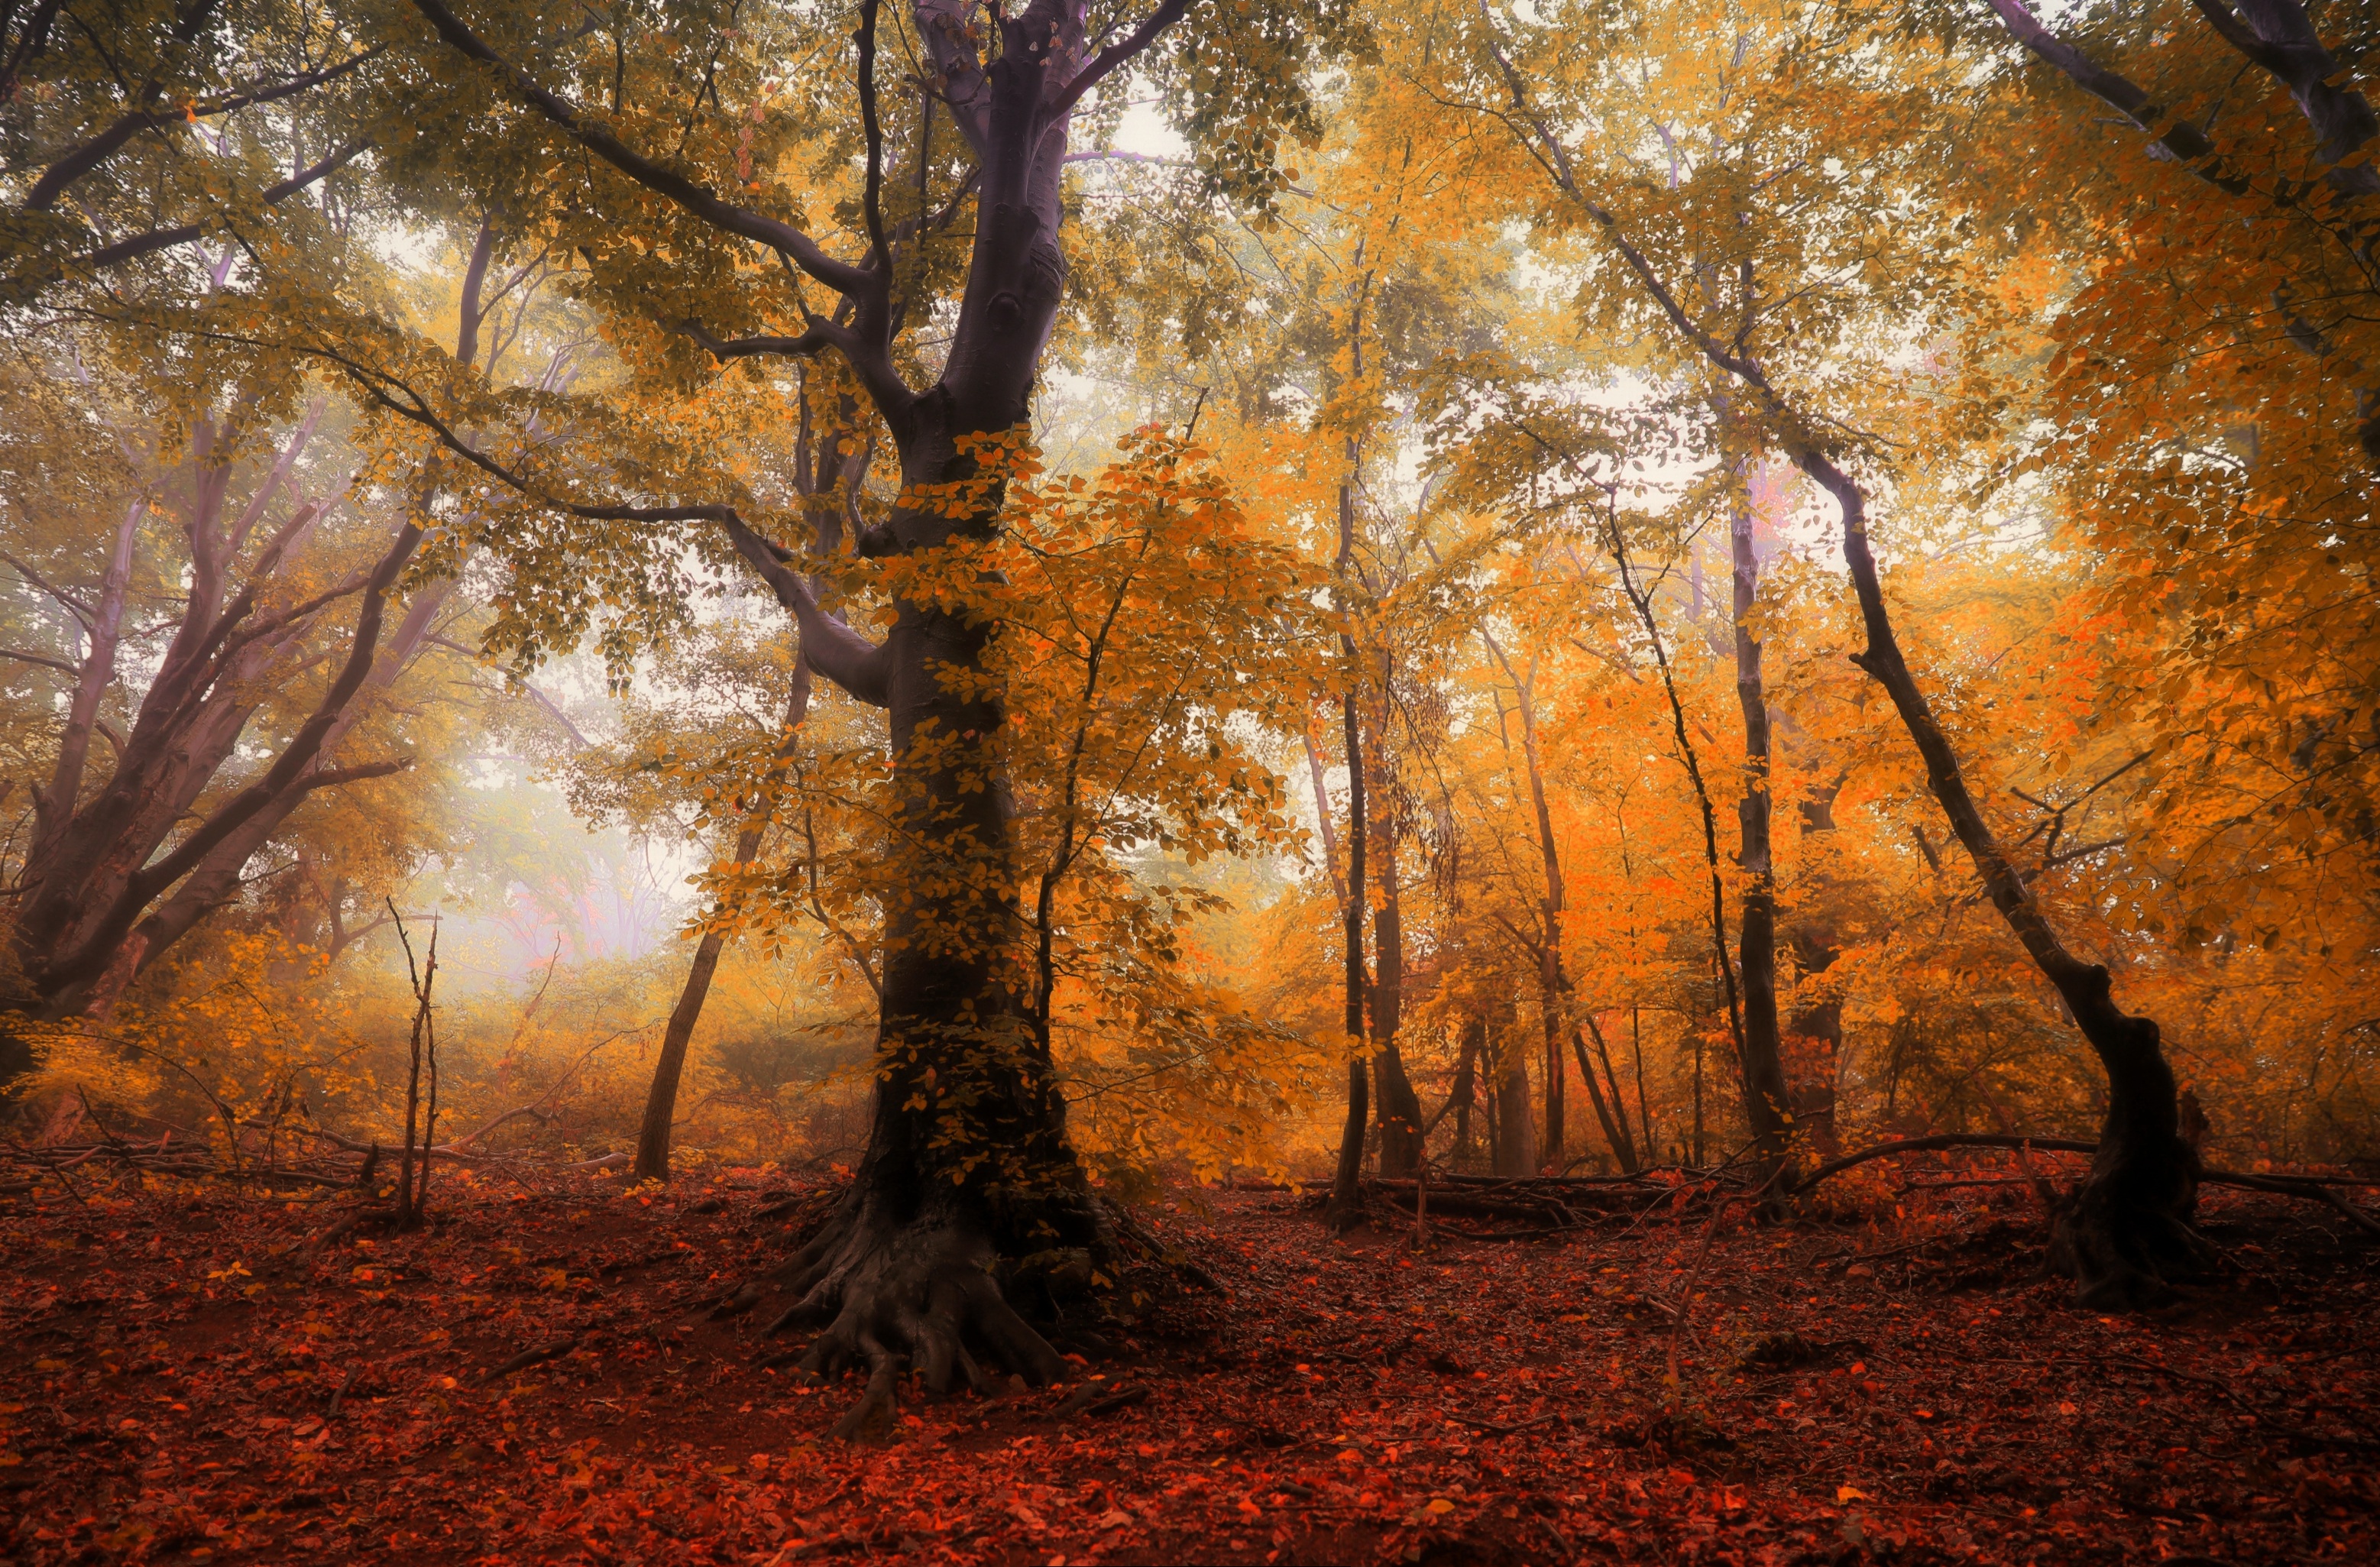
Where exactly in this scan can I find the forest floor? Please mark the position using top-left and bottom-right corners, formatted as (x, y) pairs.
(2, 1166), (2375, 1566)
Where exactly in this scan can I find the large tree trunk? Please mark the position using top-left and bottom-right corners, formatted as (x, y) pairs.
(1491, 1020), (1537, 1178)
(626, 0), (1215, 1434)
(406, 0), (1203, 1430)
(1728, 469), (1795, 1188)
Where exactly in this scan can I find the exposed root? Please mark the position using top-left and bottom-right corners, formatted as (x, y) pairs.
(300, 1205), (392, 1264)
(483, 1336), (578, 1384)
(2051, 1163), (2218, 1310)
(758, 1205), (1070, 1439)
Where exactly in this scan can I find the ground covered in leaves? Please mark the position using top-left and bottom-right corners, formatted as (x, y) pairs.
(3, 1167), (2375, 1565)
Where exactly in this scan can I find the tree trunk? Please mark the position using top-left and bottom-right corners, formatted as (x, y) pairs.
(1326, 691), (1371, 1225)
(661, 0), (1211, 1435)
(1787, 780), (1844, 1155)
(1367, 714), (1423, 1177)
(1572, 1013), (1640, 1172)
(1728, 469), (1795, 1189)
(1451, 1020), (1481, 1171)
(1492, 1020), (1537, 1177)
(1796, 448), (2203, 1304)
(633, 663), (813, 1183)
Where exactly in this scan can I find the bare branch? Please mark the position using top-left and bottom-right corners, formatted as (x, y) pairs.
(1, 646), (80, 675)
(24, 45), (389, 211)
(76, 138), (373, 270)
(717, 514), (892, 707)
(1042, 0), (1195, 124)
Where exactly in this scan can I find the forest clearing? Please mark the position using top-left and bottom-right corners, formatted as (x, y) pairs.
(4, 0), (2379, 1560)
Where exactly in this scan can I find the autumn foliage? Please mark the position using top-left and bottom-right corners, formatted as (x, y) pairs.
(3, 0), (2378, 1559)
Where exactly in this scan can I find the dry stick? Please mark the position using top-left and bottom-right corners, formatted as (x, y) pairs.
(387, 900), (436, 1227)
(417, 918), (440, 1218)
(1790, 1134), (2099, 1191)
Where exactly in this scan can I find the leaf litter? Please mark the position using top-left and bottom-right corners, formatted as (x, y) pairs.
(2, 1170), (2372, 1565)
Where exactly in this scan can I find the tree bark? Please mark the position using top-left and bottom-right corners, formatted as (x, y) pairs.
(1450, 1019), (1481, 1172)
(1787, 780), (1845, 1154)
(1728, 467), (1795, 1188)
(1366, 708), (1423, 1177)
(1491, 1018), (1536, 1178)
(1795, 448), (2203, 1303)
(1326, 691), (1371, 1225)
(633, 664), (812, 1183)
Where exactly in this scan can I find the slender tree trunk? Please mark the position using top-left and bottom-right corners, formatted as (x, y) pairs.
(1631, 1005), (1654, 1162)
(1451, 1020), (1480, 1171)
(1327, 691), (1371, 1226)
(1488, 639), (1634, 1170)
(1540, 988), (1564, 1171)
(1367, 711), (1423, 1177)
(635, 367), (863, 1183)
(1788, 782), (1844, 1155)
(1728, 467), (1795, 1189)
(633, 663), (813, 1182)
(1572, 1013), (1640, 1172)
(1796, 449), (2204, 1303)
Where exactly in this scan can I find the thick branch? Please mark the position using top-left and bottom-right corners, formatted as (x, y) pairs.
(403, 0), (873, 296)
(24, 45), (388, 211)
(72, 138), (371, 278)
(717, 514), (892, 707)
(2191, 0), (2380, 190)
(40, 523), (423, 999)
(1042, 0), (1195, 123)
(915, 0), (992, 154)
(1985, 0), (2252, 193)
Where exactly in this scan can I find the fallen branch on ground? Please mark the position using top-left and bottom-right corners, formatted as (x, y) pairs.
(1787, 1135), (2380, 1236)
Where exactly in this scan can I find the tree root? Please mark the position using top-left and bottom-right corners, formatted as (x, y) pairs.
(755, 1204), (1072, 1441)
(300, 1206), (392, 1264)
(483, 1336), (579, 1383)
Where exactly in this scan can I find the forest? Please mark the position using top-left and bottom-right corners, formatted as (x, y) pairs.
(1, 0), (2376, 1561)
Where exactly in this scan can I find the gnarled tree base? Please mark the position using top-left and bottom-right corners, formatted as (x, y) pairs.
(753, 1181), (1151, 1440)
(2049, 1154), (2216, 1310)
